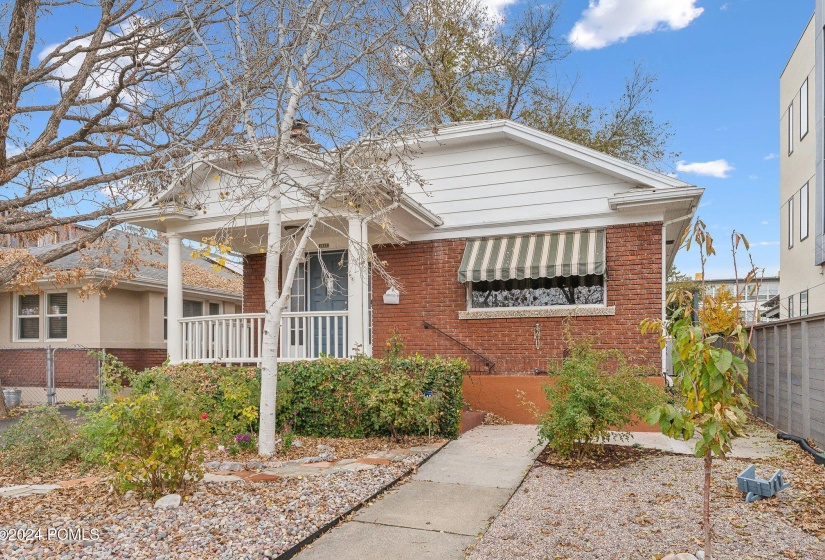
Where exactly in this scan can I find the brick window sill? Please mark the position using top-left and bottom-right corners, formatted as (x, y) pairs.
(458, 306), (616, 320)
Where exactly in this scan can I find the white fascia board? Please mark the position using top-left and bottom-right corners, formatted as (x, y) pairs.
(405, 208), (665, 242)
(398, 193), (443, 227)
(608, 187), (704, 211)
(116, 207), (198, 228)
(415, 120), (694, 191)
(25, 271), (242, 301)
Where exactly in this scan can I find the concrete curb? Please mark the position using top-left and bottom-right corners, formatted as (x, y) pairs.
(277, 440), (449, 560)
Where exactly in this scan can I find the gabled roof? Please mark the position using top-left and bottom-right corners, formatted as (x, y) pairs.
(417, 119), (695, 192)
(11, 230), (243, 296)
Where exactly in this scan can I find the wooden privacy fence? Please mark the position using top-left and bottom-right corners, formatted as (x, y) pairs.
(747, 313), (825, 446)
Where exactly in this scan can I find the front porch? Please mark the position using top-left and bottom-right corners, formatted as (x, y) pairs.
(178, 310), (350, 364)
(163, 215), (391, 365)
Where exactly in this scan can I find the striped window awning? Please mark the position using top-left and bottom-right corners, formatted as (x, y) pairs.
(457, 229), (606, 283)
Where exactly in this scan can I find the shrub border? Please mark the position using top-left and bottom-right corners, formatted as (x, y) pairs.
(277, 440), (448, 560)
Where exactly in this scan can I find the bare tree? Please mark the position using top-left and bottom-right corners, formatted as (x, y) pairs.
(181, 0), (443, 455)
(398, 0), (566, 122)
(0, 0), (232, 286)
(397, 0), (676, 170)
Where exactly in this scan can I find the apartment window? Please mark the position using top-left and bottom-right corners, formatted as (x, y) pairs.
(469, 275), (606, 309)
(800, 290), (809, 316)
(800, 79), (809, 138)
(788, 103), (794, 154)
(17, 294), (40, 340)
(788, 295), (795, 319)
(209, 302), (221, 315)
(788, 195), (795, 249)
(800, 183), (809, 240)
(46, 292), (68, 340)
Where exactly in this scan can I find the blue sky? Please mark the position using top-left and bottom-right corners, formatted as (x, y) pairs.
(495, 0), (814, 278)
(24, 1), (814, 278)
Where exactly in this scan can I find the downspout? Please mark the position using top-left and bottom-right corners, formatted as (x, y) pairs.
(661, 212), (695, 377)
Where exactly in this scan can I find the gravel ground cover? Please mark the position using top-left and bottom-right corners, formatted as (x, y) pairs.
(470, 440), (825, 559)
(0, 447), (436, 559)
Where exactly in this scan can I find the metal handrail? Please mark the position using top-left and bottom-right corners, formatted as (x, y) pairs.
(423, 321), (495, 373)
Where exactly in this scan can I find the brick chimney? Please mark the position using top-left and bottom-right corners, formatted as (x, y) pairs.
(290, 119), (312, 145)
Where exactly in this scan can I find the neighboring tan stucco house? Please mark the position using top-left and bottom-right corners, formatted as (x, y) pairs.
(119, 120), (703, 421)
(0, 231), (242, 404)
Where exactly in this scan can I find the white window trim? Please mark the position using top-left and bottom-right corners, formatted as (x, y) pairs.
(788, 103), (794, 155)
(44, 291), (68, 341)
(14, 293), (41, 342)
(788, 195), (795, 249)
(800, 79), (809, 139)
(800, 290), (809, 316)
(788, 295), (795, 319)
(800, 183), (809, 241)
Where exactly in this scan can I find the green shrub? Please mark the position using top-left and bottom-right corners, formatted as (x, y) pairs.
(129, 363), (261, 443)
(80, 374), (210, 497)
(0, 406), (79, 474)
(126, 341), (467, 442)
(278, 354), (467, 439)
(538, 335), (664, 459)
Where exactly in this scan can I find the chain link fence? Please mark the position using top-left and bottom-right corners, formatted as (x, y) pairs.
(0, 346), (102, 406)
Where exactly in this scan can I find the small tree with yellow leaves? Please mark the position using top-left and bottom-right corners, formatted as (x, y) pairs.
(641, 220), (760, 560)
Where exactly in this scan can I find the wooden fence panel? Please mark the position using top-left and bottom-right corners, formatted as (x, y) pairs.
(748, 314), (825, 446)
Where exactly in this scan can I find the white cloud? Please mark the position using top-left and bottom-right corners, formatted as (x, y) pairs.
(5, 144), (23, 157)
(480, 0), (519, 20)
(569, 0), (704, 50)
(676, 159), (734, 179)
(750, 241), (779, 247)
(761, 220), (769, 225)
(748, 174), (759, 180)
(764, 153), (778, 160)
(38, 17), (171, 105)
(720, 2), (732, 11)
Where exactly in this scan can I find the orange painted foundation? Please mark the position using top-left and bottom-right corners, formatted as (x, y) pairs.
(462, 374), (665, 432)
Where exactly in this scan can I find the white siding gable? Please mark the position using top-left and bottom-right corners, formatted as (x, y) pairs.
(404, 137), (646, 239)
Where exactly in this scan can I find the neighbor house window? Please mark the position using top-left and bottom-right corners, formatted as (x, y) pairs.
(800, 79), (809, 138)
(788, 195), (795, 249)
(17, 294), (40, 340)
(208, 302), (221, 315)
(788, 295), (795, 318)
(469, 275), (605, 309)
(164, 298), (205, 340)
(800, 183), (809, 240)
(788, 103), (794, 154)
(46, 292), (68, 340)
(800, 290), (809, 316)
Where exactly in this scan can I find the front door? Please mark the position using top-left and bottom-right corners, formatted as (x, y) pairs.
(308, 251), (348, 356)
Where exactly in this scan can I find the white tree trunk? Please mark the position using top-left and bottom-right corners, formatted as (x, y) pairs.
(258, 187), (283, 456)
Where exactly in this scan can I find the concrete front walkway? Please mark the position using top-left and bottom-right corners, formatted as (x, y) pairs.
(611, 426), (782, 460)
(295, 425), (541, 560)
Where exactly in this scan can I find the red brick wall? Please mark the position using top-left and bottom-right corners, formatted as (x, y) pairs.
(0, 348), (168, 390)
(371, 222), (663, 374)
(0, 349), (48, 388)
(107, 348), (168, 372)
(243, 254), (266, 313)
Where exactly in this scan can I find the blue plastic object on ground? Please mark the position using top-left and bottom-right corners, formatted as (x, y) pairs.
(736, 464), (790, 503)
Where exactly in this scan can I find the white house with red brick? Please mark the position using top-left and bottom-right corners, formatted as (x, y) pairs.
(120, 120), (702, 421)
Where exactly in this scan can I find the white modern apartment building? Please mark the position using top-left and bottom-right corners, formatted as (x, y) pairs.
(780, 10), (825, 318)
(701, 276), (781, 323)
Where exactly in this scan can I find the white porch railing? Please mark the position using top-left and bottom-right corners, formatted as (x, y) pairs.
(179, 311), (349, 364)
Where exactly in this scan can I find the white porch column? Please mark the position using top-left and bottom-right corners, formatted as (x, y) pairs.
(347, 218), (371, 356)
(167, 233), (184, 363)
